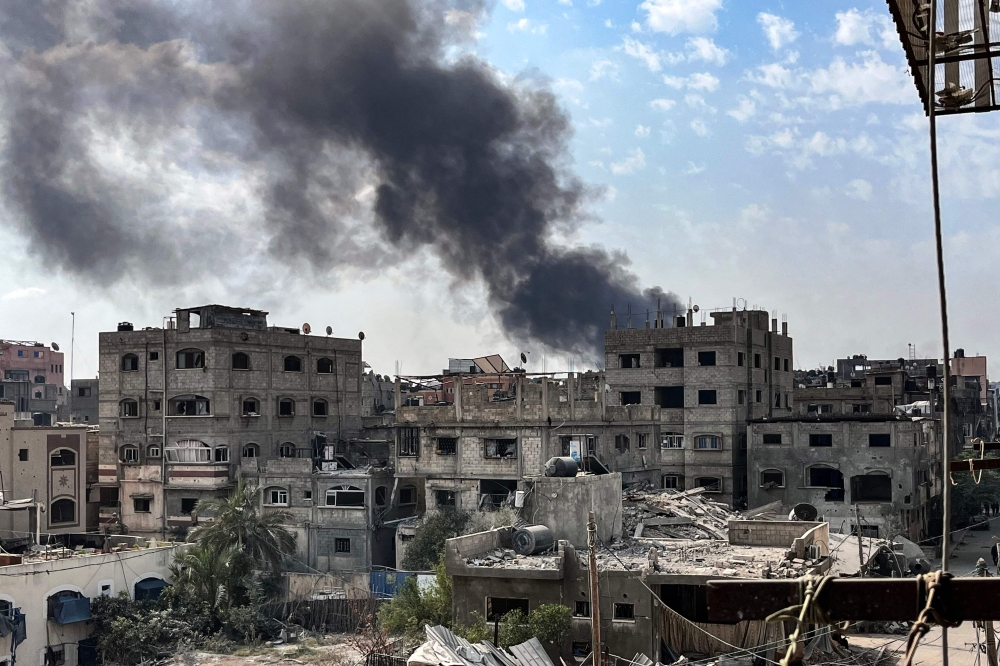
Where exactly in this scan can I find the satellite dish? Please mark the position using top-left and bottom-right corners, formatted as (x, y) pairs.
(792, 503), (819, 522)
(358, 331), (365, 341)
(520, 352), (527, 365)
(326, 326), (333, 336)
(302, 323), (312, 335)
(51, 342), (60, 351)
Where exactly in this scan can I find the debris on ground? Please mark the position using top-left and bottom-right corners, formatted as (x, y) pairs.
(623, 486), (735, 541)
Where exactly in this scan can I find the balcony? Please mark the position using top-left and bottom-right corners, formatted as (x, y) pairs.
(165, 463), (234, 489)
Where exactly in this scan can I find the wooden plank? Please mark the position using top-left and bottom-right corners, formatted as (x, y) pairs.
(950, 458), (1000, 472)
(707, 578), (1000, 622)
(633, 521), (644, 538)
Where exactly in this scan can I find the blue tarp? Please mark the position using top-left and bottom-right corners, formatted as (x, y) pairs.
(370, 570), (415, 598)
(53, 597), (92, 624)
(134, 578), (169, 601)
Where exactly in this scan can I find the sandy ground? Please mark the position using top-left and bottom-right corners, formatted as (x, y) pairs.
(165, 637), (366, 666)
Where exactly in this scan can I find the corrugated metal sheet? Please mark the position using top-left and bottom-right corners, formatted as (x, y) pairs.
(508, 638), (554, 666)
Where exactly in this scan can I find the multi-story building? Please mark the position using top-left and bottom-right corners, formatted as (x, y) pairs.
(0, 400), (94, 543)
(98, 305), (365, 536)
(394, 368), (664, 513)
(603, 307), (794, 508)
(70, 378), (99, 424)
(0, 340), (68, 426)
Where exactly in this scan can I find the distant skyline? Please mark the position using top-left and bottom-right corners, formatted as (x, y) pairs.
(0, 0), (997, 379)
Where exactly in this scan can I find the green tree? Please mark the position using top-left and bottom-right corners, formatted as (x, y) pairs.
(190, 477), (296, 572)
(528, 604), (572, 645)
(169, 544), (248, 610)
(951, 451), (1000, 524)
(379, 558), (453, 635)
(401, 510), (469, 571)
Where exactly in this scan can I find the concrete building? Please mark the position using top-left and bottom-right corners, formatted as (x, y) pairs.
(0, 541), (180, 666)
(70, 379), (99, 425)
(0, 401), (96, 544)
(950, 350), (988, 403)
(98, 305), (365, 537)
(394, 371), (664, 514)
(0, 340), (67, 427)
(748, 414), (941, 541)
(604, 308), (794, 508)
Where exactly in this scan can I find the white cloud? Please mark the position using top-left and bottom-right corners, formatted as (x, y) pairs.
(501, 0), (526, 11)
(846, 178), (873, 200)
(622, 37), (663, 72)
(641, 0), (722, 35)
(662, 72), (719, 92)
(834, 8), (896, 48)
(757, 13), (798, 51)
(684, 161), (706, 174)
(649, 98), (677, 111)
(507, 18), (547, 34)
(554, 78), (584, 93)
(635, 124), (651, 137)
(727, 96), (756, 122)
(808, 51), (912, 106)
(605, 185), (618, 202)
(588, 117), (613, 127)
(662, 75), (685, 89)
(690, 118), (709, 136)
(589, 60), (618, 81)
(686, 37), (729, 65)
(558, 0), (573, 4)
(1, 287), (46, 301)
(588, 159), (606, 169)
(610, 148), (647, 174)
(605, 18), (613, 28)
(631, 21), (643, 32)
(750, 62), (792, 88)
(684, 93), (712, 109)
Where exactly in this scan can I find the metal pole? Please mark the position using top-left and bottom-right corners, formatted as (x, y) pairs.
(926, 2), (952, 663)
(70, 311), (75, 390)
(854, 505), (865, 576)
(588, 511), (601, 666)
(978, 558), (999, 666)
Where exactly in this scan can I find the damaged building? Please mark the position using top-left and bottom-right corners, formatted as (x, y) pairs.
(0, 339), (68, 426)
(604, 307), (794, 508)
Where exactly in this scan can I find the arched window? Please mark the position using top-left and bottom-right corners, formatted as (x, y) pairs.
(242, 443), (259, 458)
(134, 577), (168, 601)
(169, 395), (210, 416)
(264, 487), (289, 505)
(326, 485), (365, 507)
(34, 390), (43, 399)
(232, 352), (250, 370)
(214, 446), (230, 463)
(51, 449), (76, 467)
(375, 487), (387, 506)
(242, 398), (260, 416)
(313, 399), (328, 416)
(760, 469), (784, 489)
(165, 440), (211, 463)
(34, 375), (46, 384)
(120, 446), (138, 463)
(47, 590), (87, 622)
(147, 444), (161, 459)
(807, 465), (844, 488)
(278, 398), (295, 417)
(317, 358), (334, 374)
(279, 442), (296, 458)
(121, 354), (139, 372)
(120, 399), (139, 418)
(176, 349), (205, 369)
(694, 477), (722, 493)
(51, 499), (76, 524)
(284, 356), (302, 372)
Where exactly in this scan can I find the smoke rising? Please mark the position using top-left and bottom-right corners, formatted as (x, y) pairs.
(0, 0), (679, 359)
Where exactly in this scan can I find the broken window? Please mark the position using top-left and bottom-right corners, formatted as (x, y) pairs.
(375, 487), (387, 505)
(242, 443), (258, 458)
(278, 398), (295, 417)
(279, 443), (296, 458)
(874, 376), (893, 386)
(265, 488), (288, 505)
(399, 485), (417, 505)
(165, 439), (210, 462)
(317, 357), (334, 374)
(613, 603), (635, 621)
(763, 433), (782, 444)
(851, 473), (892, 503)
(619, 354), (641, 368)
(119, 399), (139, 418)
(176, 349), (205, 369)
(484, 438), (517, 459)
(808, 466), (844, 501)
(232, 352), (250, 370)
(399, 428), (419, 456)
(774, 392), (781, 408)
(313, 399), (328, 416)
(697, 351), (716, 366)
(335, 538), (351, 553)
(181, 498), (198, 515)
(214, 446), (229, 463)
(869, 434), (891, 447)
(436, 437), (457, 455)
(78, 386), (91, 397)
(121, 354), (138, 372)
(807, 404), (834, 414)
(120, 446), (139, 463)
(284, 356), (302, 372)
(655, 347), (684, 368)
(662, 474), (681, 489)
(170, 395), (210, 416)
(615, 434), (630, 451)
(697, 390), (717, 405)
(637, 433), (648, 449)
(760, 469), (784, 488)
(853, 404), (871, 413)
(655, 386), (684, 408)
(486, 598), (529, 621)
(695, 477), (721, 492)
(809, 434), (833, 447)
(661, 434), (684, 449)
(574, 600), (591, 617)
(620, 391), (641, 406)
(242, 398), (259, 416)
(660, 584), (710, 622)
(51, 449), (75, 467)
(695, 435), (720, 449)
(573, 643), (592, 659)
(435, 489), (457, 508)
(326, 485), (365, 507)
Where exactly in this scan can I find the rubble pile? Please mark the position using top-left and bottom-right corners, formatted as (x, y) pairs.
(464, 547), (560, 570)
(587, 540), (823, 578)
(623, 487), (734, 541)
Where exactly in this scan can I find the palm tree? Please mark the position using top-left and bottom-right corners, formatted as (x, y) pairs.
(190, 478), (296, 573)
(170, 544), (246, 610)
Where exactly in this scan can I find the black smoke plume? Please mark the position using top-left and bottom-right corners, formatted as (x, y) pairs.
(0, 0), (679, 359)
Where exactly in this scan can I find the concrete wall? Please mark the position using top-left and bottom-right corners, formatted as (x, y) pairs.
(523, 473), (623, 548)
(727, 520), (823, 548)
(70, 379), (99, 425)
(0, 545), (180, 666)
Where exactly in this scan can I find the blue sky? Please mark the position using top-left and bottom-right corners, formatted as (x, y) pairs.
(1, 0), (998, 379)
